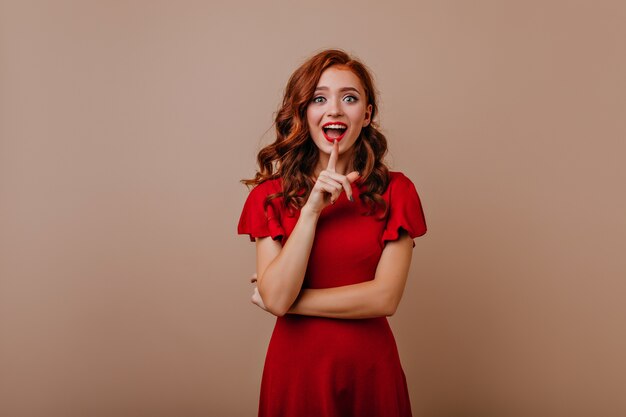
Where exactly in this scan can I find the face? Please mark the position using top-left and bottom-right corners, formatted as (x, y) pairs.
(306, 66), (372, 158)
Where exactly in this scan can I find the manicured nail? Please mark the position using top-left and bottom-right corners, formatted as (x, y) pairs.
(349, 195), (354, 202)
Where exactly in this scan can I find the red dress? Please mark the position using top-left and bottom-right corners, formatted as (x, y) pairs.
(238, 171), (427, 417)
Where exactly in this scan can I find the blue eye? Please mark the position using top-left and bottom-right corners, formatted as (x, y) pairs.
(312, 96), (326, 103)
(344, 95), (358, 103)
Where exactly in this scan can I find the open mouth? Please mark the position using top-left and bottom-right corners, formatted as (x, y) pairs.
(322, 123), (347, 142)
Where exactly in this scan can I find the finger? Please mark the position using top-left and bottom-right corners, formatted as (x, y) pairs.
(326, 139), (338, 172)
(317, 175), (343, 194)
(324, 171), (354, 202)
(346, 171), (360, 183)
(317, 176), (342, 203)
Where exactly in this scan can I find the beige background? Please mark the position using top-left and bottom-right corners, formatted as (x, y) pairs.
(1, 1), (625, 416)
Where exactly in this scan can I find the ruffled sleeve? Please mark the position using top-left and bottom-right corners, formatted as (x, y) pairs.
(381, 172), (427, 246)
(237, 181), (285, 242)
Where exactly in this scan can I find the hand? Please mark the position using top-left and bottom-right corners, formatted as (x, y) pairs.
(250, 272), (268, 312)
(304, 139), (360, 213)
(251, 286), (268, 312)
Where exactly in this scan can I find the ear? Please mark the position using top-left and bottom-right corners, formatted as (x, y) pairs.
(363, 104), (373, 127)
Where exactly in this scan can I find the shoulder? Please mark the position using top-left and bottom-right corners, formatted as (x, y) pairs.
(386, 171), (416, 194)
(240, 177), (284, 213)
(388, 171), (413, 184)
(382, 171), (423, 210)
(247, 177), (283, 199)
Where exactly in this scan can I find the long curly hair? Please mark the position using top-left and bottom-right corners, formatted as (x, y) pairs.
(242, 49), (389, 216)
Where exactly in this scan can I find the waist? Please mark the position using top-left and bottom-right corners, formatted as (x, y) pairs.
(273, 315), (393, 341)
(268, 315), (399, 360)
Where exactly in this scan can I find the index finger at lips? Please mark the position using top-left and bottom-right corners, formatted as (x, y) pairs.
(327, 139), (338, 172)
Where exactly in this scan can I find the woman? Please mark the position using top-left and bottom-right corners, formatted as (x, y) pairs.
(237, 49), (427, 417)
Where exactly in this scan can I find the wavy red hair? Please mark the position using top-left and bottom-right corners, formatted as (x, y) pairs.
(242, 49), (389, 216)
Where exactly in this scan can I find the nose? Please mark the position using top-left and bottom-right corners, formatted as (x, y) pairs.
(327, 98), (344, 116)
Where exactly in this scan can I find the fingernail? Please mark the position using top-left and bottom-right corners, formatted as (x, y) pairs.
(349, 195), (354, 202)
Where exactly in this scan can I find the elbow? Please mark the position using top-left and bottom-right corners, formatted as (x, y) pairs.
(381, 302), (398, 317)
(265, 302), (289, 317)
(379, 290), (401, 317)
(258, 284), (290, 317)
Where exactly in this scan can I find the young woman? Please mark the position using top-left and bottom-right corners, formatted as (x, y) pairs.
(238, 49), (427, 417)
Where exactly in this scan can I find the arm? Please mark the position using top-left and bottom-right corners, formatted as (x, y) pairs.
(286, 229), (414, 319)
(254, 209), (318, 317)
(255, 139), (359, 317)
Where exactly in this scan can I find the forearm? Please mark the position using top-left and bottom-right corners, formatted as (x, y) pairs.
(258, 207), (319, 316)
(286, 232), (413, 319)
(287, 280), (400, 319)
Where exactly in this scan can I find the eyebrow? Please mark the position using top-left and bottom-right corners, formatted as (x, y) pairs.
(314, 86), (361, 94)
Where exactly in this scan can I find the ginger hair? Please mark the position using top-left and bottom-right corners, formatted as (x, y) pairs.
(242, 49), (389, 216)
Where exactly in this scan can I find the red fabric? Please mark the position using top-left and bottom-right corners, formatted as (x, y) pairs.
(238, 178), (286, 242)
(237, 171), (427, 417)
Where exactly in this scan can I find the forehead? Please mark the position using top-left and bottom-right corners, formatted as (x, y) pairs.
(315, 67), (365, 93)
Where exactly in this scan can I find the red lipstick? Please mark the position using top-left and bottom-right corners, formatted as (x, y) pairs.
(322, 122), (348, 143)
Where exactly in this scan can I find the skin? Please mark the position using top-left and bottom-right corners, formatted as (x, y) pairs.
(307, 66), (373, 179)
(250, 66), (415, 318)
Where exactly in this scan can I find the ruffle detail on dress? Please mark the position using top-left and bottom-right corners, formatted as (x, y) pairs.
(237, 181), (285, 242)
(381, 172), (427, 246)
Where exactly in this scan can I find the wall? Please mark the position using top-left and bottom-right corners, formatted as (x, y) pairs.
(1, 1), (625, 416)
